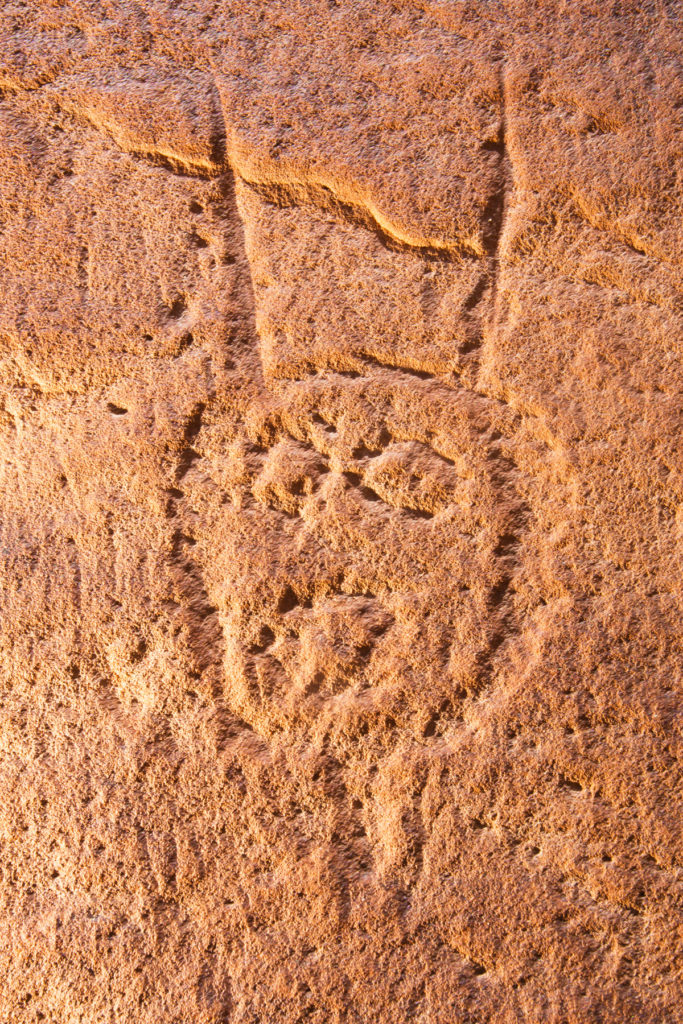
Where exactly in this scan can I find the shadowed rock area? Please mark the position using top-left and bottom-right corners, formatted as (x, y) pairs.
(0, 2), (681, 1022)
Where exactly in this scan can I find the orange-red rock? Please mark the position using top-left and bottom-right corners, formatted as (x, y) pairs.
(0, 3), (681, 1022)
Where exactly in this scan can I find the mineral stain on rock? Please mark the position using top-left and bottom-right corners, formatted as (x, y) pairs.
(0, 3), (681, 1023)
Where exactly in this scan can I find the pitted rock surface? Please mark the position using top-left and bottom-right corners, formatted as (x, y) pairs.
(0, 3), (681, 1023)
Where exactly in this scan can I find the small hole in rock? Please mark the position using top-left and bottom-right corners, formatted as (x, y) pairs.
(257, 626), (275, 650)
(169, 297), (186, 320)
(423, 716), (438, 737)
(278, 587), (298, 614)
(306, 672), (323, 695)
(312, 414), (336, 433)
(130, 639), (147, 663)
(406, 507), (433, 520)
(353, 443), (381, 459)
(360, 486), (381, 502)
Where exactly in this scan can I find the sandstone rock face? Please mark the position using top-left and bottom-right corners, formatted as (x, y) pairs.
(0, 3), (681, 1022)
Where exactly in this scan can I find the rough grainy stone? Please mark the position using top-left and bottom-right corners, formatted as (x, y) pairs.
(0, 3), (681, 1022)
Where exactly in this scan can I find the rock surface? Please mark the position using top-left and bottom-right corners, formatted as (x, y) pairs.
(0, 3), (681, 1022)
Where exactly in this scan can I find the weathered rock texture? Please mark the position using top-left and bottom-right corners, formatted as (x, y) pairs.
(0, 3), (681, 1022)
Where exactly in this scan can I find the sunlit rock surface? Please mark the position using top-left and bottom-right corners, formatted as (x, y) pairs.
(0, 3), (681, 1022)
